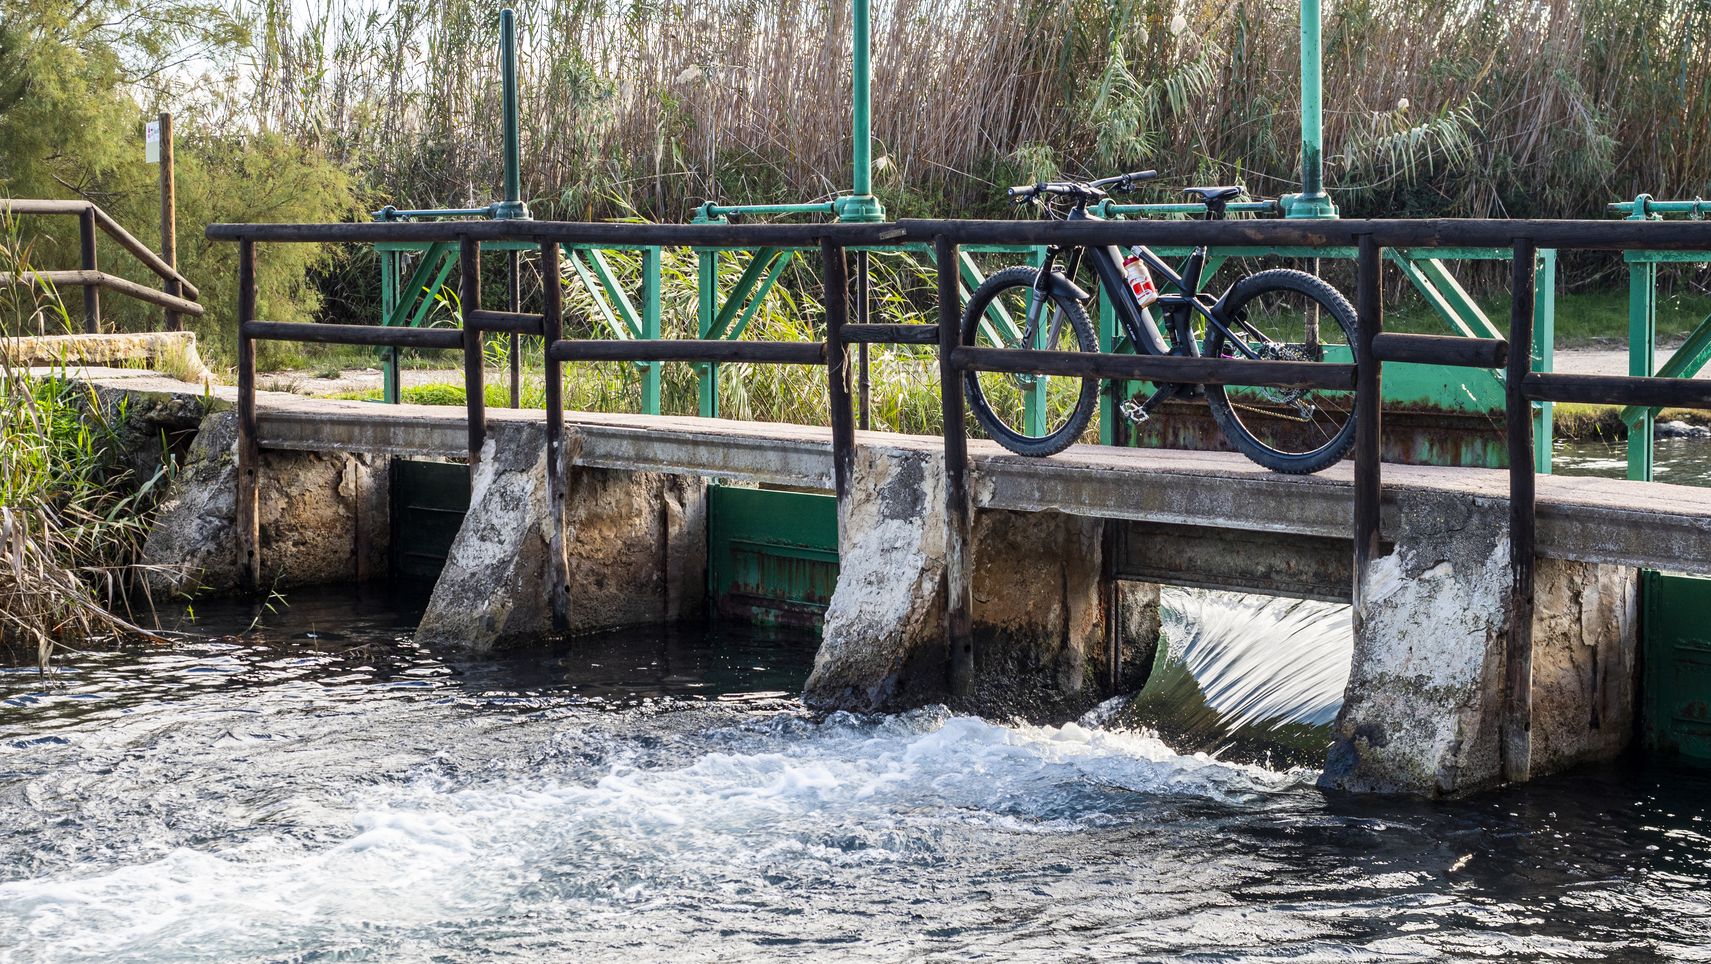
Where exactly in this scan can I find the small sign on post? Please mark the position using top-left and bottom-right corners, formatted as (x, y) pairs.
(145, 120), (162, 164)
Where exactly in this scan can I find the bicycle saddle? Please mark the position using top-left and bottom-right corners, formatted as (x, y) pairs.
(1182, 186), (1245, 203)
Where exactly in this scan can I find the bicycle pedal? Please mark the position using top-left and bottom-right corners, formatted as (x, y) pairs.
(1118, 400), (1150, 424)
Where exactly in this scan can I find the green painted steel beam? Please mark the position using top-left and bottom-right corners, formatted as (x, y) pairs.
(641, 246), (662, 414)
(1624, 250), (1711, 264)
(1628, 261), (1657, 480)
(725, 251), (794, 343)
(698, 249), (719, 418)
(383, 242), (455, 329)
(567, 249), (637, 340)
(1389, 253), (1484, 340)
(380, 249), (400, 404)
(709, 248), (784, 340)
(1411, 255), (1504, 340)
(1622, 308), (1711, 428)
(1533, 248), (1556, 473)
(588, 249), (644, 337)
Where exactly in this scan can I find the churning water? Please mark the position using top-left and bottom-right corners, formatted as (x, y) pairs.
(3, 587), (1710, 961)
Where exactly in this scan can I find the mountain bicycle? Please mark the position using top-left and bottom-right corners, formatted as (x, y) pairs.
(961, 170), (1359, 474)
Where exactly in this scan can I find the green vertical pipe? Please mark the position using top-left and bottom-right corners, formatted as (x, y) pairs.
(698, 249), (720, 418)
(642, 246), (662, 415)
(1300, 0), (1322, 198)
(852, 0), (871, 197)
(1628, 260), (1656, 481)
(1532, 249), (1556, 474)
(497, 8), (525, 218)
(1287, 0), (1336, 218)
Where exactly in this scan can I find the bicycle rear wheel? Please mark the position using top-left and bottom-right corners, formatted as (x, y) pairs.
(1203, 268), (1359, 474)
(961, 265), (1099, 457)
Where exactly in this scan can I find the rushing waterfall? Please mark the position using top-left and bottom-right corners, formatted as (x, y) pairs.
(1117, 588), (1353, 768)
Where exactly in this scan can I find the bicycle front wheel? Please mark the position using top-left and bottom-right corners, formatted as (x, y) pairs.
(1203, 268), (1359, 474)
(961, 265), (1099, 457)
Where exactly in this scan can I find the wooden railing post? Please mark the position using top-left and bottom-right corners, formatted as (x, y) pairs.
(235, 238), (260, 591)
(541, 240), (570, 630)
(822, 240), (855, 506)
(935, 235), (975, 700)
(159, 111), (180, 332)
(1352, 235), (1384, 632)
(78, 207), (100, 333)
(1503, 237), (1539, 784)
(460, 236), (486, 480)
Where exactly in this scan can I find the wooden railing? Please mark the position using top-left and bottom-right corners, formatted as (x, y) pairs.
(207, 214), (1711, 784)
(2, 199), (202, 332)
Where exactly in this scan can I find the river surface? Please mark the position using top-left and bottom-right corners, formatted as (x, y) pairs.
(4, 588), (1710, 962)
(1555, 435), (1711, 486)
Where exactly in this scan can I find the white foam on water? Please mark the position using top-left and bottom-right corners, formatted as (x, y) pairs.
(0, 708), (1309, 960)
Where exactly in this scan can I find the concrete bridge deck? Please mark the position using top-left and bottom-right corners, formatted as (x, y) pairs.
(243, 389), (1711, 580)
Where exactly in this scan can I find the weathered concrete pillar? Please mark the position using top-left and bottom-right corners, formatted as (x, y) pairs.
(804, 443), (1157, 721)
(142, 411), (389, 595)
(415, 423), (706, 651)
(1322, 491), (1638, 796)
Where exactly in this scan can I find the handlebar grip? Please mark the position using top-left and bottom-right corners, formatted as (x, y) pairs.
(1007, 184), (1041, 199)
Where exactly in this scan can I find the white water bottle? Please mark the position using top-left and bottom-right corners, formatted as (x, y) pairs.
(1121, 247), (1159, 308)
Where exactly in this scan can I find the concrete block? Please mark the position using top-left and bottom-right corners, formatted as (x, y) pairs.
(1322, 490), (1638, 796)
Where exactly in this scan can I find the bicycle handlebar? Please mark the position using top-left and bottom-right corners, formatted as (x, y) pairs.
(1007, 170), (1160, 201)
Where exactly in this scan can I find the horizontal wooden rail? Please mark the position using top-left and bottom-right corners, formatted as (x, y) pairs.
(242, 320), (463, 350)
(465, 309), (543, 334)
(549, 338), (826, 365)
(1523, 372), (1711, 409)
(2, 200), (199, 299)
(207, 220), (906, 249)
(1372, 332), (1507, 368)
(843, 323), (940, 345)
(900, 218), (1711, 252)
(0, 270), (204, 316)
(949, 345), (1357, 390)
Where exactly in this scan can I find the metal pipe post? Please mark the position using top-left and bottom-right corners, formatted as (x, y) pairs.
(823, 242), (856, 505)
(852, 0), (871, 198)
(236, 239), (260, 591)
(496, 8), (526, 219)
(936, 235), (975, 700)
(78, 207), (100, 333)
(541, 240), (570, 629)
(1352, 235), (1384, 633)
(1285, 0), (1337, 219)
(1502, 238), (1538, 785)
(833, 0), (884, 222)
(460, 236), (487, 479)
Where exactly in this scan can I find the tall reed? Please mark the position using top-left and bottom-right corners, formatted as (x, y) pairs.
(233, 0), (1710, 222)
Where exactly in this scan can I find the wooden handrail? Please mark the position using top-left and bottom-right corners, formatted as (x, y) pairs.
(2, 202), (200, 308)
(0, 270), (203, 316)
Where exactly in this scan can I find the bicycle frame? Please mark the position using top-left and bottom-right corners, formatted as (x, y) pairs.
(1025, 205), (1277, 366)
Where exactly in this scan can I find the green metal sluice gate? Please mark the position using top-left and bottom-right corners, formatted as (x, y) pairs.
(1643, 572), (1711, 766)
